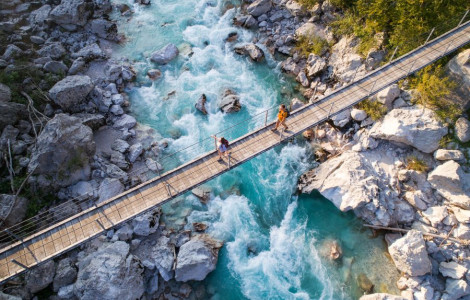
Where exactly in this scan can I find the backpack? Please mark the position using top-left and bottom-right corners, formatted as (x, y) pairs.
(285, 108), (290, 118)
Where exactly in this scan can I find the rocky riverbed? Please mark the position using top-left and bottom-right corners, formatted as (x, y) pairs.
(1, 0), (470, 299)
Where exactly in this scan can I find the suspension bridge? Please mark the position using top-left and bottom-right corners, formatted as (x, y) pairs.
(0, 16), (469, 285)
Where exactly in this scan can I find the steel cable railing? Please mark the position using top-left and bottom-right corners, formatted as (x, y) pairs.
(0, 10), (468, 251)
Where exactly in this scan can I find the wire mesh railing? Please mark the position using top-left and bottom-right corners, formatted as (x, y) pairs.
(0, 9), (468, 251)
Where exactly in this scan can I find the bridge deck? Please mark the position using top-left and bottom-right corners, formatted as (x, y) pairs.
(0, 21), (469, 284)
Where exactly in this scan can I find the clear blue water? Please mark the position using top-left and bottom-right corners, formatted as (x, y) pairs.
(110, 0), (400, 299)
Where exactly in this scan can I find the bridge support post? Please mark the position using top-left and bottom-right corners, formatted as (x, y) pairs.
(264, 111), (268, 127)
(442, 42), (454, 57)
(458, 10), (469, 27)
(424, 27), (435, 45)
(327, 102), (334, 119)
(166, 183), (172, 197)
(388, 46), (399, 64)
(351, 65), (361, 83)
(368, 80), (377, 97)
(279, 128), (283, 143)
(213, 135), (218, 151)
(407, 60), (417, 77)
(228, 153), (231, 169)
(11, 259), (29, 270)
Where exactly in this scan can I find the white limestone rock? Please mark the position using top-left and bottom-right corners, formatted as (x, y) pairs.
(422, 206), (448, 227)
(455, 117), (470, 143)
(446, 49), (470, 110)
(377, 84), (401, 110)
(403, 191), (428, 211)
(74, 241), (145, 300)
(306, 54), (327, 77)
(434, 149), (465, 161)
(175, 234), (223, 282)
(329, 36), (365, 83)
(359, 293), (407, 300)
(369, 106), (448, 153)
(427, 160), (470, 208)
(439, 261), (468, 279)
(388, 230), (431, 276)
(351, 108), (367, 122)
(443, 279), (470, 300)
(453, 208), (470, 223)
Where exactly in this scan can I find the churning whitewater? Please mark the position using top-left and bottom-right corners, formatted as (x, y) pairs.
(111, 0), (399, 298)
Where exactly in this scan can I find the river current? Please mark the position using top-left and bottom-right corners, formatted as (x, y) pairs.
(110, 0), (400, 298)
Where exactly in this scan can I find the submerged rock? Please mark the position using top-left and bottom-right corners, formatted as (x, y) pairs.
(234, 44), (265, 62)
(195, 94), (208, 115)
(151, 43), (179, 65)
(357, 273), (374, 293)
(218, 89), (241, 113)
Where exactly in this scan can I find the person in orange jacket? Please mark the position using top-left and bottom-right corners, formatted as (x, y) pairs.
(271, 104), (289, 131)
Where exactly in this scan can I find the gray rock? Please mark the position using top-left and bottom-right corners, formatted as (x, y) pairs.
(351, 108), (367, 122)
(329, 36), (365, 82)
(111, 139), (130, 153)
(103, 163), (128, 181)
(111, 94), (124, 105)
(151, 43), (179, 65)
(58, 284), (74, 299)
(434, 149), (465, 161)
(147, 69), (162, 80)
(331, 108), (351, 127)
(290, 98), (304, 111)
(53, 258), (77, 292)
(98, 178), (124, 203)
(74, 241), (145, 300)
(219, 89), (241, 113)
(0, 83), (11, 102)
(0, 102), (27, 131)
(443, 279), (470, 300)
(43, 61), (68, 75)
(110, 151), (129, 169)
(28, 5), (51, 28)
(446, 49), (470, 110)
(285, 0), (307, 16)
(455, 117), (470, 143)
(115, 225), (133, 241)
(71, 43), (105, 61)
(427, 160), (470, 207)
(49, 75), (94, 112)
(128, 143), (143, 163)
(25, 260), (56, 293)
(0, 194), (27, 227)
(113, 114), (136, 130)
(2, 44), (22, 60)
(28, 114), (95, 189)
(296, 71), (309, 87)
(377, 84), (401, 110)
(246, 0), (272, 17)
(388, 230), (431, 276)
(132, 208), (160, 236)
(403, 191), (428, 211)
(191, 186), (211, 203)
(370, 106), (448, 153)
(109, 104), (124, 116)
(50, 0), (92, 27)
(145, 158), (162, 173)
(234, 43), (264, 62)
(68, 57), (86, 75)
(195, 94), (208, 115)
(76, 113), (105, 130)
(30, 36), (45, 45)
(365, 49), (386, 71)
(151, 236), (175, 281)
(454, 223), (470, 240)
(90, 19), (118, 41)
(422, 206), (448, 227)
(281, 57), (302, 76)
(306, 54), (327, 77)
(440, 261), (468, 279)
(233, 14), (257, 29)
(37, 42), (66, 60)
(453, 208), (470, 223)
(68, 181), (94, 199)
(175, 234), (223, 282)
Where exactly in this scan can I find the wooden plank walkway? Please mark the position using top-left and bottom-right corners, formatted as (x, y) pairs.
(0, 21), (469, 284)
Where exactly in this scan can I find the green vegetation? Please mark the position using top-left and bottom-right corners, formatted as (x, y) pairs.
(410, 65), (461, 122)
(330, 0), (469, 57)
(406, 155), (428, 172)
(295, 34), (330, 57)
(357, 98), (387, 121)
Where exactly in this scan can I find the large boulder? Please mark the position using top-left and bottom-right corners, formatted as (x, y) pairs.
(369, 106), (447, 153)
(218, 89), (241, 113)
(98, 178), (124, 203)
(446, 49), (470, 110)
(388, 230), (431, 276)
(0, 102), (27, 132)
(246, 0), (272, 17)
(37, 42), (66, 60)
(25, 260), (56, 293)
(329, 36), (365, 83)
(151, 236), (175, 281)
(28, 114), (95, 189)
(298, 146), (404, 226)
(49, 75), (94, 112)
(151, 44), (179, 65)
(455, 117), (470, 143)
(29, 5), (52, 28)
(0, 194), (28, 227)
(74, 241), (145, 300)
(376, 84), (401, 110)
(175, 234), (223, 282)
(234, 43), (265, 62)
(434, 149), (464, 161)
(50, 0), (92, 28)
(427, 160), (470, 208)
(306, 54), (327, 78)
(53, 258), (77, 292)
(132, 208), (160, 236)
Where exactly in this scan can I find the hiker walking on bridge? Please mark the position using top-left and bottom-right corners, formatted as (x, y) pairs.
(271, 104), (289, 131)
(211, 135), (230, 161)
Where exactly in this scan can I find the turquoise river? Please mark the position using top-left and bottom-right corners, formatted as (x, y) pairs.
(110, 0), (400, 299)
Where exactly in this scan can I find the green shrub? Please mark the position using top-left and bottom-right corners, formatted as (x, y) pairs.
(406, 155), (428, 172)
(357, 99), (387, 121)
(410, 65), (461, 122)
(295, 34), (330, 57)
